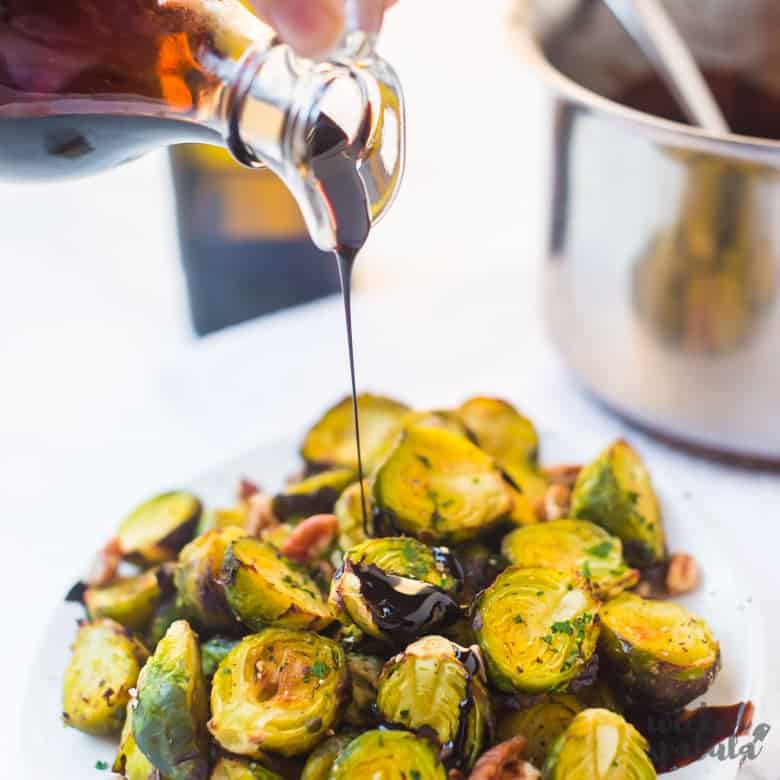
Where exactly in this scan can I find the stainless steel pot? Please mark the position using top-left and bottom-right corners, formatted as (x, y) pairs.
(511, 0), (780, 462)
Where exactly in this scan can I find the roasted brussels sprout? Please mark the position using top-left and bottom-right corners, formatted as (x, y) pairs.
(133, 620), (209, 780)
(497, 695), (584, 767)
(300, 733), (357, 780)
(201, 636), (240, 679)
(145, 596), (184, 649)
(272, 468), (355, 522)
(208, 628), (348, 757)
(576, 679), (623, 713)
(62, 619), (148, 736)
(373, 426), (512, 543)
(543, 708), (656, 779)
(329, 730), (447, 780)
(84, 566), (174, 633)
(175, 527), (246, 631)
(343, 653), (383, 726)
(474, 567), (600, 694)
(221, 538), (333, 631)
(117, 491), (202, 565)
(571, 441), (665, 567)
(501, 520), (639, 599)
(329, 537), (462, 644)
(301, 393), (410, 471)
(377, 635), (492, 771)
(196, 505), (247, 537)
(114, 704), (171, 780)
(334, 480), (371, 551)
(599, 593), (720, 711)
(210, 758), (282, 780)
(456, 396), (539, 466)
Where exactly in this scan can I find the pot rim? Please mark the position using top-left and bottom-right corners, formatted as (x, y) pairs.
(509, 2), (780, 167)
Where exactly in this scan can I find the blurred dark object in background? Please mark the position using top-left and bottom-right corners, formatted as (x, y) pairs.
(170, 146), (339, 336)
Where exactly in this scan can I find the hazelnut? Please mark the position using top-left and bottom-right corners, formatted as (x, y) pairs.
(237, 478), (260, 501)
(280, 514), (338, 563)
(542, 464), (582, 488)
(85, 537), (122, 588)
(543, 483), (571, 521)
(666, 552), (700, 595)
(244, 491), (279, 537)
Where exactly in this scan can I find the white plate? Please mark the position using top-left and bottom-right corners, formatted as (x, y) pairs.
(22, 430), (764, 778)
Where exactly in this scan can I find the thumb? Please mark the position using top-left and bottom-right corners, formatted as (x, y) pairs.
(254, 0), (345, 58)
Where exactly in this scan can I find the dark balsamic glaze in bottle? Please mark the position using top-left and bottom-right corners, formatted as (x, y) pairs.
(308, 109), (372, 534)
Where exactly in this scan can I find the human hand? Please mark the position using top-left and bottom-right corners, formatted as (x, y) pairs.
(251, 0), (397, 58)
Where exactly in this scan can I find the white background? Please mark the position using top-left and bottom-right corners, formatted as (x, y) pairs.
(2, 0), (778, 777)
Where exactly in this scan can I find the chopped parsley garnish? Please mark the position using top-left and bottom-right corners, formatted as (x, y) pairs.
(581, 560), (592, 578)
(95, 761), (109, 771)
(551, 621), (573, 635)
(310, 660), (329, 679)
(513, 615), (525, 624)
(585, 541), (613, 558)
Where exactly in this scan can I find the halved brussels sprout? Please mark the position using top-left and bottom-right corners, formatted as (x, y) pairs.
(329, 537), (462, 644)
(272, 468), (355, 522)
(502, 520), (639, 599)
(114, 704), (171, 780)
(84, 565), (174, 633)
(133, 620), (209, 780)
(210, 758), (282, 780)
(543, 708), (656, 779)
(145, 596), (184, 649)
(497, 695), (584, 767)
(373, 426), (513, 544)
(367, 408), (475, 472)
(456, 396), (539, 466)
(334, 480), (371, 551)
(571, 441), (665, 567)
(208, 628), (348, 757)
(201, 636), (240, 679)
(62, 619), (148, 736)
(474, 567), (600, 694)
(343, 653), (383, 726)
(599, 593), (720, 711)
(117, 492), (202, 565)
(301, 393), (410, 471)
(300, 733), (357, 780)
(221, 538), (333, 631)
(175, 527), (246, 631)
(377, 635), (493, 771)
(577, 679), (623, 714)
(329, 730), (447, 780)
(196, 506), (247, 537)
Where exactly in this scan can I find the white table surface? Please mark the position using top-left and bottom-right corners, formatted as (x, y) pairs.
(2, 1), (779, 777)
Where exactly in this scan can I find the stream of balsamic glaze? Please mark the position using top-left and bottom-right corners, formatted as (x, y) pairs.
(308, 110), (372, 536)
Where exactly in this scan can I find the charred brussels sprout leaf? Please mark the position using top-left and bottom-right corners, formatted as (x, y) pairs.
(599, 593), (720, 711)
(221, 538), (333, 631)
(334, 481), (371, 551)
(571, 441), (664, 567)
(456, 396), (539, 466)
(300, 733), (357, 780)
(497, 694), (584, 768)
(114, 704), (170, 780)
(208, 628), (348, 757)
(502, 520), (639, 599)
(200, 636), (240, 679)
(301, 393), (410, 471)
(373, 426), (512, 544)
(62, 619), (148, 736)
(377, 635), (492, 771)
(329, 537), (462, 644)
(175, 527), (246, 631)
(117, 492), (202, 565)
(210, 757), (282, 780)
(329, 729), (447, 780)
(343, 653), (383, 726)
(474, 567), (600, 694)
(84, 566), (173, 633)
(272, 468), (355, 522)
(543, 708), (656, 779)
(133, 620), (209, 780)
